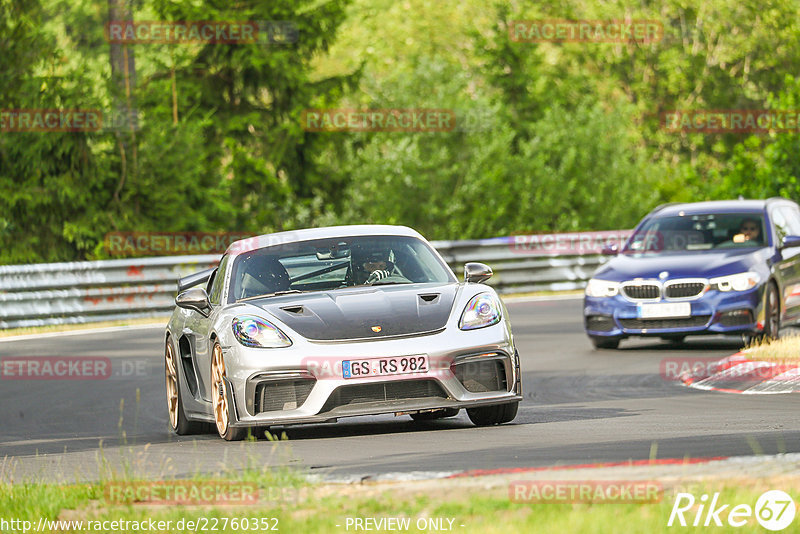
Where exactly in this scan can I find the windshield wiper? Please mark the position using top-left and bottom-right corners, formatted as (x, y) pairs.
(239, 290), (305, 302)
(370, 280), (412, 286)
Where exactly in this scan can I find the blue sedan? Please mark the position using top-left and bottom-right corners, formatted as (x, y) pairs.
(584, 198), (800, 349)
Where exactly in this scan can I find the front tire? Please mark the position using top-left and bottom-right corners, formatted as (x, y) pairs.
(763, 282), (780, 341)
(211, 342), (247, 441)
(589, 336), (621, 349)
(749, 283), (780, 345)
(467, 402), (518, 426)
(165, 337), (203, 435)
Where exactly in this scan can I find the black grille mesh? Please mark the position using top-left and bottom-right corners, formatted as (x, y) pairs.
(586, 315), (616, 332)
(255, 379), (315, 413)
(719, 310), (753, 327)
(454, 359), (507, 393)
(665, 283), (706, 298)
(320, 380), (447, 413)
(622, 284), (660, 299)
(619, 315), (711, 330)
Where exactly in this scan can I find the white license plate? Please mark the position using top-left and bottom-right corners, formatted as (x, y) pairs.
(342, 355), (428, 379)
(637, 302), (691, 319)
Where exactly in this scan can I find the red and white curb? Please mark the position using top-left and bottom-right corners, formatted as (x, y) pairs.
(680, 352), (800, 394)
(306, 457), (732, 483)
(446, 457), (729, 479)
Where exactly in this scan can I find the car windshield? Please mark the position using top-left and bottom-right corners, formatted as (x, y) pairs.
(623, 213), (767, 255)
(229, 235), (455, 302)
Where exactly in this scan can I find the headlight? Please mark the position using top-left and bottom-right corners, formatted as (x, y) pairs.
(232, 316), (292, 348)
(585, 279), (620, 298)
(459, 293), (502, 330)
(710, 272), (760, 292)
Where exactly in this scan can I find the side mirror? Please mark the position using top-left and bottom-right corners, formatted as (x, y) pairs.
(176, 287), (211, 317)
(782, 236), (800, 249)
(464, 262), (493, 284)
(601, 243), (619, 256)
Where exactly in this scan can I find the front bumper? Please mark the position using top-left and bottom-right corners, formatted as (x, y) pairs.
(584, 285), (765, 338)
(220, 325), (522, 428)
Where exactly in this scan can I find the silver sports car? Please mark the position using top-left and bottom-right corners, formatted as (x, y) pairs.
(164, 225), (522, 440)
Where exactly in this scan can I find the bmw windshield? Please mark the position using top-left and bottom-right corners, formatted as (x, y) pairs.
(623, 213), (767, 255)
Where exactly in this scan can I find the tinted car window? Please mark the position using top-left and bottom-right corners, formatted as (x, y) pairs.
(228, 235), (455, 302)
(208, 255), (229, 305)
(624, 213), (766, 254)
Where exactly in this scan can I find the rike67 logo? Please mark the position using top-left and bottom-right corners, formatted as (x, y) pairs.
(669, 490), (796, 531)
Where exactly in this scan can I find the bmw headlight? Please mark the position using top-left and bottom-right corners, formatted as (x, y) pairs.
(459, 293), (502, 330)
(585, 279), (620, 298)
(710, 272), (760, 292)
(232, 316), (292, 348)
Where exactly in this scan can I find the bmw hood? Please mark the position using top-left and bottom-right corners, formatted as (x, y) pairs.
(594, 248), (769, 282)
(251, 283), (458, 341)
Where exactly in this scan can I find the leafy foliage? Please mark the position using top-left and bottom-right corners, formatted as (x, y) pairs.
(2, 0), (800, 262)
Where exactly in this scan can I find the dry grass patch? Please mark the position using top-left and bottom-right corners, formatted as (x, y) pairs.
(744, 335), (800, 362)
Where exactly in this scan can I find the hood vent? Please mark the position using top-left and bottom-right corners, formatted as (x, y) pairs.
(419, 293), (440, 303)
(280, 305), (305, 315)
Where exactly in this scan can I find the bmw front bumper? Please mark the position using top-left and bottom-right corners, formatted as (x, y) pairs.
(584, 285), (766, 339)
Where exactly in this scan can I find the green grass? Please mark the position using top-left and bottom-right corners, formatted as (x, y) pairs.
(2, 475), (798, 533)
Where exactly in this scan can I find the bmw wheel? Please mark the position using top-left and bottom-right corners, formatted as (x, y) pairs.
(762, 282), (780, 342)
(211, 342), (247, 441)
(589, 335), (621, 349)
(165, 337), (203, 435)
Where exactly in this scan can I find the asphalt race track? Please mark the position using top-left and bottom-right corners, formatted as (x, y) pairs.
(2, 296), (799, 482)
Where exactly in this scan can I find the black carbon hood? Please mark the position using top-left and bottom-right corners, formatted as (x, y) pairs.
(253, 283), (458, 341)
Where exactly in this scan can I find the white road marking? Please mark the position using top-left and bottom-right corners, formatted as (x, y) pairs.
(0, 323), (166, 343)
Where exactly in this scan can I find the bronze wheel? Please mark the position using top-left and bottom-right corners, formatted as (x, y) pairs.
(164, 336), (203, 435)
(165, 342), (179, 429)
(211, 342), (246, 441)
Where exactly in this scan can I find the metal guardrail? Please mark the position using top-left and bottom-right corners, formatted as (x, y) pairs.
(0, 232), (626, 329)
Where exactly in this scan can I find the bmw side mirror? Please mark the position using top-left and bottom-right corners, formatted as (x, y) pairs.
(601, 243), (619, 256)
(176, 287), (211, 317)
(782, 236), (800, 249)
(464, 262), (493, 284)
